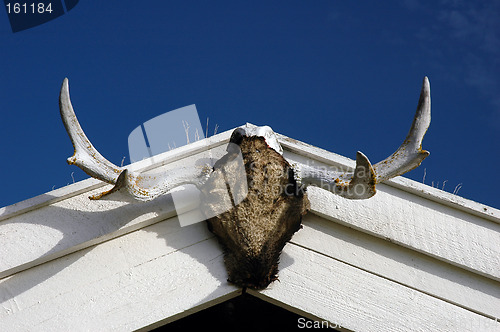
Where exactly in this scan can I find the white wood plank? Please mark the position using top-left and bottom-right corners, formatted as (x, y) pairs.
(0, 128), (233, 223)
(281, 147), (500, 281)
(0, 127), (233, 279)
(2, 124), (497, 283)
(0, 217), (240, 331)
(292, 213), (500, 319)
(0, 143), (230, 279)
(388, 176), (500, 224)
(0, 178), (103, 223)
(253, 243), (500, 332)
(305, 184), (500, 281)
(278, 133), (500, 224)
(1, 123), (498, 331)
(0, 186), (176, 279)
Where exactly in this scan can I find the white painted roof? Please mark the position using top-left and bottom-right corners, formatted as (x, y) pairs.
(1, 125), (499, 331)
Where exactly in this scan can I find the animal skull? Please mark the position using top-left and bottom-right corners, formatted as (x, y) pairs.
(59, 77), (431, 289)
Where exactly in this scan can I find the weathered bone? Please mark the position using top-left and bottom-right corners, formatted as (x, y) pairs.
(372, 76), (431, 183)
(59, 78), (205, 200)
(295, 76), (431, 198)
(60, 76), (430, 202)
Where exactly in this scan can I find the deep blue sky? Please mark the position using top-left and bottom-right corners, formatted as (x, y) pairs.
(1, 1), (499, 208)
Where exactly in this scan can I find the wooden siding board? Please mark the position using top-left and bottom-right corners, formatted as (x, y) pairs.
(281, 144), (500, 281)
(292, 214), (500, 319)
(278, 133), (500, 224)
(0, 125), (498, 331)
(0, 217), (239, 331)
(255, 243), (500, 332)
(0, 143), (229, 279)
(306, 184), (500, 281)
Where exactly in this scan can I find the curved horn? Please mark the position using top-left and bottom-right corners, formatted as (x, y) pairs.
(295, 76), (431, 199)
(59, 78), (204, 200)
(373, 76), (431, 183)
(59, 78), (122, 184)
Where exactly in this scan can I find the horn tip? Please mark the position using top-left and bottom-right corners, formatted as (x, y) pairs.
(422, 76), (430, 90)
